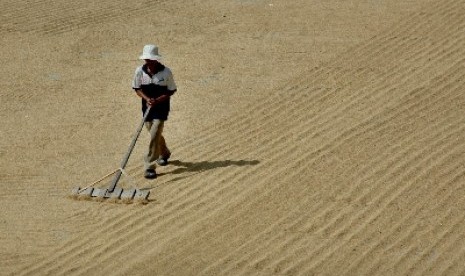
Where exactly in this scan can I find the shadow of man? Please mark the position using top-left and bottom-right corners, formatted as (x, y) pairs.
(140, 159), (261, 197)
(168, 159), (260, 175)
(141, 160), (260, 191)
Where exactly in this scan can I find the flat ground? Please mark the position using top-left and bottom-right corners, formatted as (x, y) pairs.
(2, 0), (465, 275)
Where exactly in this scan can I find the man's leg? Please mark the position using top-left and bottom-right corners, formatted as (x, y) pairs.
(157, 135), (171, 166)
(144, 119), (165, 177)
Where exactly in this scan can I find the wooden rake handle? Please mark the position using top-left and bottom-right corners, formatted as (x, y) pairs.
(107, 107), (152, 192)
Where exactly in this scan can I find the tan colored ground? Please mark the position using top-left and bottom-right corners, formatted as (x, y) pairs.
(2, 0), (465, 275)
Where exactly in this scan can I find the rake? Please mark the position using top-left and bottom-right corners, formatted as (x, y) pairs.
(71, 107), (152, 202)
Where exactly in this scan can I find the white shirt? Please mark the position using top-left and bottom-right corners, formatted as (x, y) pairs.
(132, 65), (177, 91)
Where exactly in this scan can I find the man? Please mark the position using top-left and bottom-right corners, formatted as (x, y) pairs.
(132, 44), (177, 179)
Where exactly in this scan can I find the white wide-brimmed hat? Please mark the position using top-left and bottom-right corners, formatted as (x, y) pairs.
(139, 44), (162, 61)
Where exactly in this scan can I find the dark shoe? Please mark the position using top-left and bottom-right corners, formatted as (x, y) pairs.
(156, 153), (171, 166)
(144, 169), (157, 179)
(156, 158), (168, 166)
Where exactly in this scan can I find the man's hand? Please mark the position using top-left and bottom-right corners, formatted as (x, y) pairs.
(148, 94), (171, 106)
(147, 98), (157, 106)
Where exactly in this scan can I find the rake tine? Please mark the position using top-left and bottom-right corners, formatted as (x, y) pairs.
(73, 187), (94, 197)
(121, 188), (137, 200)
(71, 187), (80, 196)
(109, 187), (124, 200)
(134, 189), (150, 201)
(91, 188), (109, 198)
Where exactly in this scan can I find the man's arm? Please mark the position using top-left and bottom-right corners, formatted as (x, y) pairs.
(134, 89), (152, 104)
(135, 88), (176, 106)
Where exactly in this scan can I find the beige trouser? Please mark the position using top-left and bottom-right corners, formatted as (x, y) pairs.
(144, 119), (170, 170)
